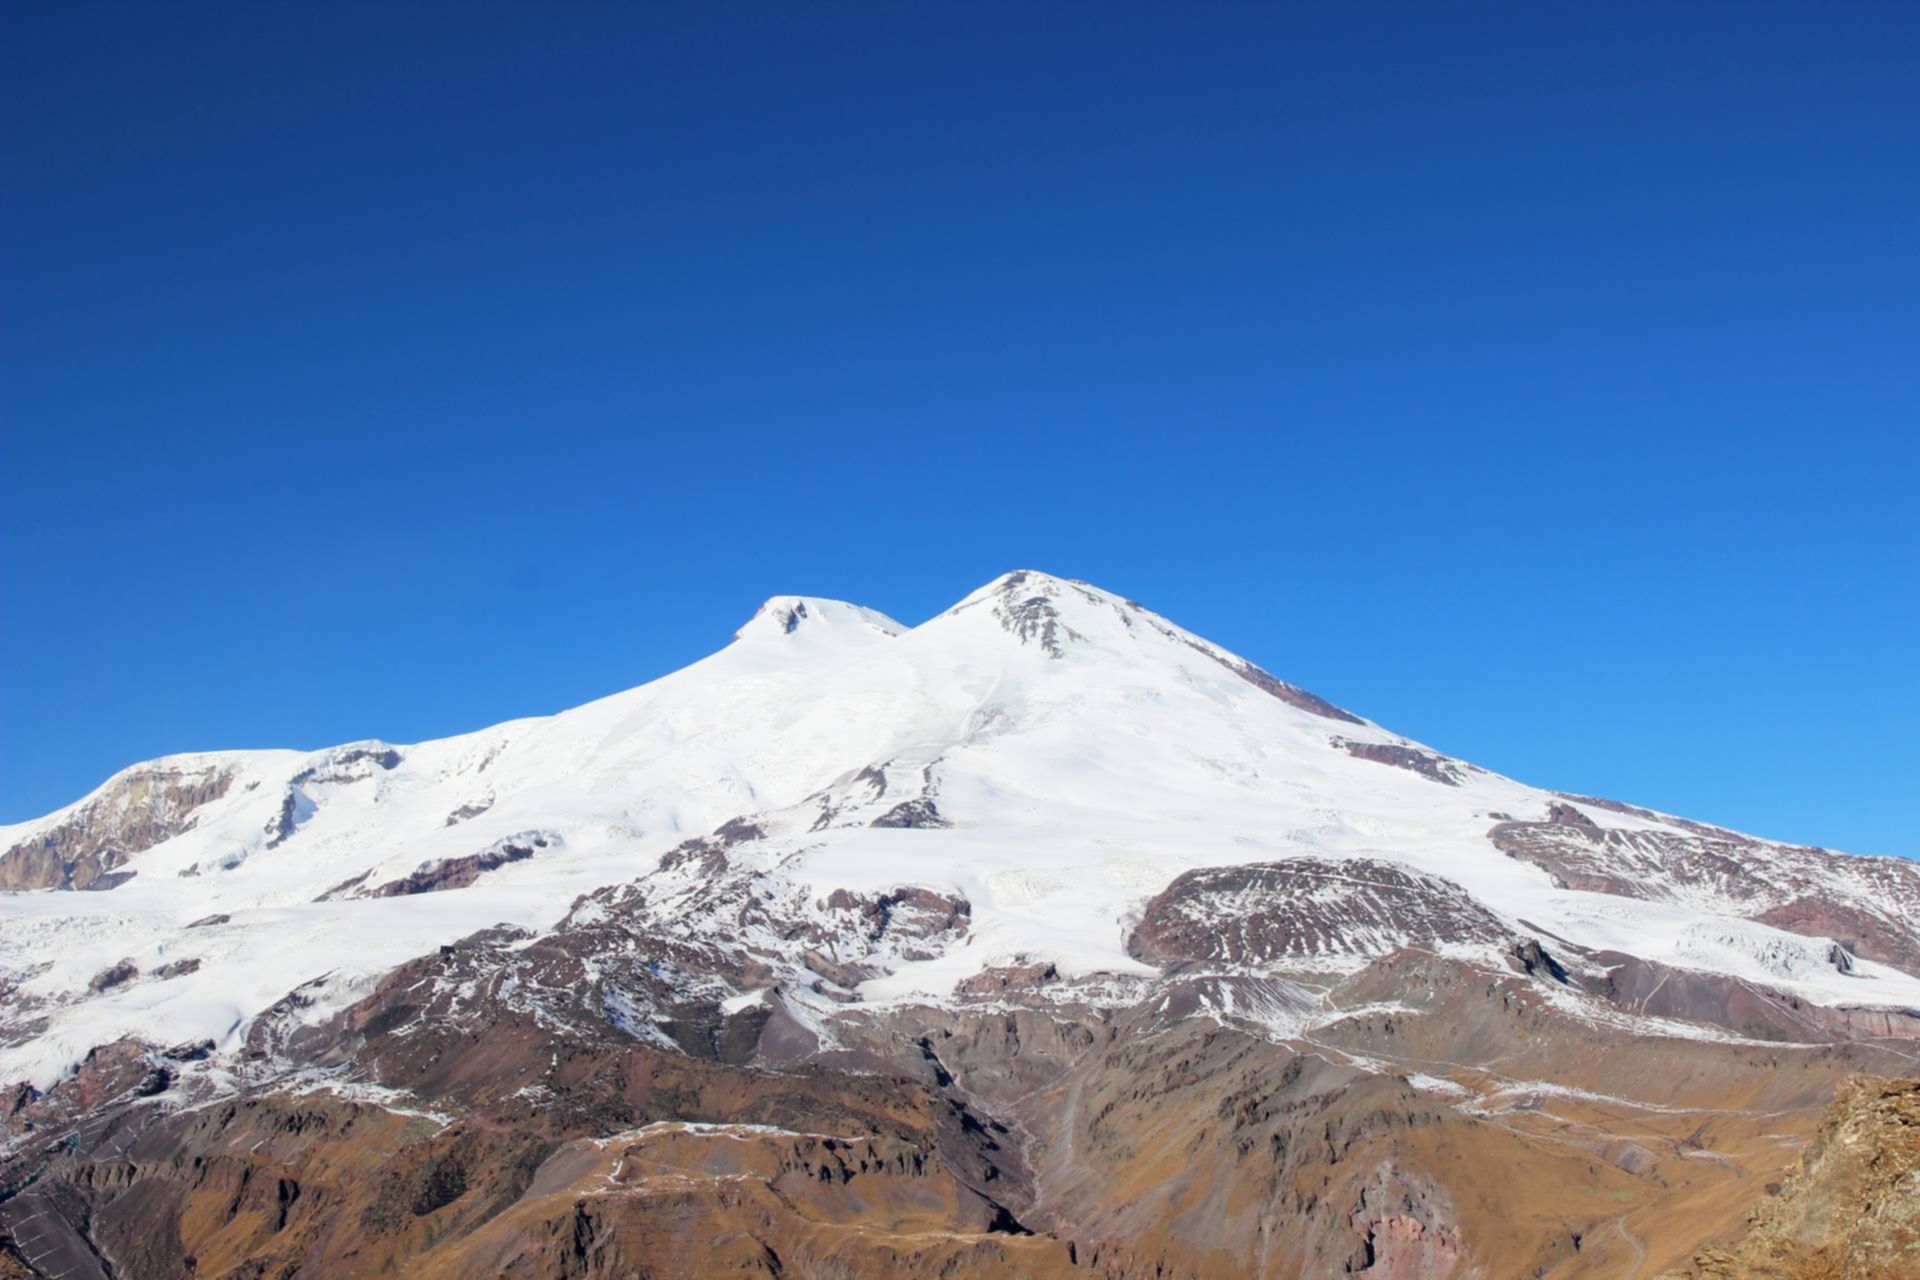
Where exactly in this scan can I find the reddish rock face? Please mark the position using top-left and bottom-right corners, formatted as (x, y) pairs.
(1130, 857), (1508, 969)
(1585, 950), (1920, 1042)
(955, 960), (1059, 999)
(1226, 658), (1365, 723)
(1335, 738), (1467, 785)
(821, 887), (971, 956)
(363, 834), (550, 897)
(1750, 897), (1889, 965)
(1490, 808), (1920, 975)
(1345, 1164), (1472, 1280)
(87, 959), (140, 994)
(2, 1039), (155, 1137)
(0, 763), (233, 891)
(1554, 790), (1753, 842)
(1546, 801), (1599, 828)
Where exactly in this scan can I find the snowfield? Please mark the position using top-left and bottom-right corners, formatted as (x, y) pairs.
(3, 570), (1916, 1089)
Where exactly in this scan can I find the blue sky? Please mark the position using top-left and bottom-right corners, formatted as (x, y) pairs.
(2, 4), (1914, 855)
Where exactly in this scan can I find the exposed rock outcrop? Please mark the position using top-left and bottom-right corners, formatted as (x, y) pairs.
(1659, 1075), (1920, 1279)
(264, 743), (403, 849)
(86, 959), (139, 994)
(1490, 807), (1920, 975)
(443, 797), (493, 826)
(0, 762), (233, 891)
(1590, 950), (1920, 1042)
(956, 959), (1059, 999)
(1225, 657), (1366, 722)
(1130, 857), (1507, 969)
(363, 833), (552, 897)
(1510, 938), (1570, 983)
(989, 572), (1082, 658)
(822, 887), (972, 958)
(1335, 737), (1467, 785)
(289, 743), (403, 786)
(871, 797), (948, 828)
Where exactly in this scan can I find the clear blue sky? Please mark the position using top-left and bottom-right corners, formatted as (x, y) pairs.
(2, 4), (1914, 855)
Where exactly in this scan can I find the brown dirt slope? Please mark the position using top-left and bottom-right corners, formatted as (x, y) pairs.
(1660, 1075), (1920, 1280)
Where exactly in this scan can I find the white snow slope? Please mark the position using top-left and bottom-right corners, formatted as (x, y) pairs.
(2, 571), (1914, 1087)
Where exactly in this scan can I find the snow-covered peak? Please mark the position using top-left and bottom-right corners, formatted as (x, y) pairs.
(6, 568), (1919, 1091)
(925, 572), (1370, 729)
(730, 595), (904, 646)
(944, 569), (1109, 612)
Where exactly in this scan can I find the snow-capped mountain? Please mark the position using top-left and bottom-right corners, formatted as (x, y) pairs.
(3, 571), (1916, 1279)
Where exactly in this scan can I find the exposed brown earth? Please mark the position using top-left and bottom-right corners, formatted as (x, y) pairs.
(4, 929), (1916, 1278)
(4, 987), (1057, 1280)
(1590, 950), (1920, 1043)
(1657, 1075), (1920, 1279)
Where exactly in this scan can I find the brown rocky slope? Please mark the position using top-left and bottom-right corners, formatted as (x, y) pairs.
(5, 921), (1918, 1278)
(1658, 1075), (1920, 1280)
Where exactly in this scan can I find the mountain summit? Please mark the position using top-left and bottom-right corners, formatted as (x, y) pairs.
(730, 595), (904, 646)
(3, 573), (1917, 1278)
